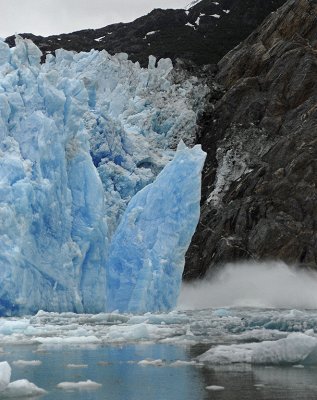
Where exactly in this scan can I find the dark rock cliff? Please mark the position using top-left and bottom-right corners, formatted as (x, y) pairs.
(184, 0), (317, 279)
(5, 0), (285, 67)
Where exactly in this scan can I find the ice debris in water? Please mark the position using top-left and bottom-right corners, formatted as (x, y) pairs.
(0, 361), (46, 397)
(205, 386), (225, 391)
(12, 360), (42, 367)
(57, 380), (102, 390)
(0, 362), (11, 392)
(0, 36), (207, 315)
(198, 332), (317, 365)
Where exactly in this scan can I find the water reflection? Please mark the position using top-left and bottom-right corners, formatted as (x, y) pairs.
(1, 344), (317, 400)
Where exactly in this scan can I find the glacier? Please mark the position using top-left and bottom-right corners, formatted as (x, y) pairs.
(0, 37), (207, 315)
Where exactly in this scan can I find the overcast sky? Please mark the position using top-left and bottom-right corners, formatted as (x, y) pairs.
(0, 0), (189, 38)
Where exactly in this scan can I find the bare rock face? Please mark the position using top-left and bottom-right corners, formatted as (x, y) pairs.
(5, 0), (285, 67)
(184, 0), (317, 279)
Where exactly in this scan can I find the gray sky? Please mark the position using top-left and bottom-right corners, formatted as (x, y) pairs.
(0, 0), (188, 38)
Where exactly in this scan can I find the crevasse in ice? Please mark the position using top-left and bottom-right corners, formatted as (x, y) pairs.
(0, 37), (207, 315)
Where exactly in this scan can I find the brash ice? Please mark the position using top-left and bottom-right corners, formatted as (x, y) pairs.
(0, 37), (206, 315)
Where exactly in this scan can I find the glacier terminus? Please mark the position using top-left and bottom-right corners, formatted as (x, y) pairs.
(0, 37), (207, 316)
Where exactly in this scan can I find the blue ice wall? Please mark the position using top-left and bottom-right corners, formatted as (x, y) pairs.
(107, 142), (206, 313)
(0, 37), (207, 315)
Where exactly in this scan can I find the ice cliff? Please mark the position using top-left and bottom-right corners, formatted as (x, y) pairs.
(0, 37), (206, 315)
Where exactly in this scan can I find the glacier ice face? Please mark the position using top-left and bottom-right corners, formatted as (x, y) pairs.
(107, 142), (206, 313)
(0, 37), (206, 315)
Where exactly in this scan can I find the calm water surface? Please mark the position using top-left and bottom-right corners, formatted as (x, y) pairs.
(1, 344), (317, 400)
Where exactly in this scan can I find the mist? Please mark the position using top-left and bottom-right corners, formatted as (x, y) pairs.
(178, 262), (317, 310)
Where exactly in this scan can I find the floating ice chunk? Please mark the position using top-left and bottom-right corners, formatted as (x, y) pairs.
(252, 333), (317, 365)
(57, 380), (102, 390)
(170, 360), (198, 367)
(66, 364), (88, 369)
(36, 335), (101, 346)
(206, 385), (225, 391)
(2, 379), (46, 397)
(127, 312), (190, 325)
(105, 322), (174, 343)
(0, 362), (11, 392)
(210, 14), (221, 18)
(12, 360), (42, 367)
(198, 333), (317, 365)
(138, 359), (164, 366)
(94, 36), (105, 42)
(213, 308), (231, 317)
(106, 143), (206, 313)
(0, 320), (30, 335)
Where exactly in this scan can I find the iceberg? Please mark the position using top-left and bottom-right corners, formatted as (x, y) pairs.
(198, 332), (317, 366)
(0, 361), (46, 397)
(0, 37), (206, 315)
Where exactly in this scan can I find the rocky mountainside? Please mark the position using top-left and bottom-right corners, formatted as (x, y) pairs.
(184, 0), (317, 279)
(5, 0), (285, 67)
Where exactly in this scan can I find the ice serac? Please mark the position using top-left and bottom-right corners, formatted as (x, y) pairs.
(107, 142), (206, 313)
(0, 37), (207, 315)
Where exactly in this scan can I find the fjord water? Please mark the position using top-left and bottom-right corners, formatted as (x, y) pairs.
(1, 262), (317, 399)
(3, 340), (317, 400)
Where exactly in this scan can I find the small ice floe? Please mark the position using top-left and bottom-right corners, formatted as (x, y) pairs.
(0, 362), (46, 397)
(138, 359), (164, 367)
(210, 14), (220, 18)
(223, 9), (230, 13)
(0, 362), (11, 391)
(198, 333), (317, 366)
(170, 360), (198, 367)
(36, 335), (101, 346)
(66, 364), (88, 369)
(57, 380), (102, 390)
(212, 2), (219, 4)
(2, 380), (46, 398)
(12, 360), (42, 367)
(206, 385), (225, 391)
